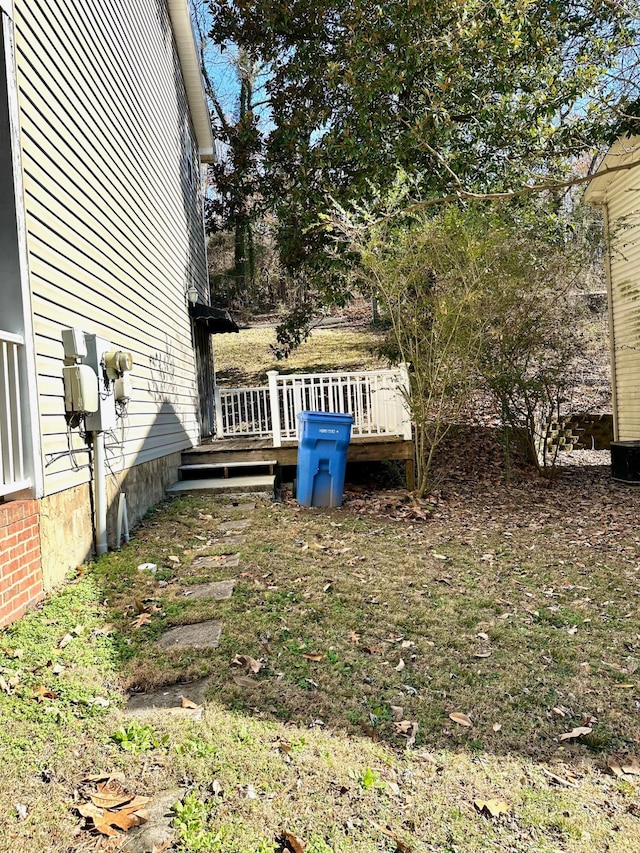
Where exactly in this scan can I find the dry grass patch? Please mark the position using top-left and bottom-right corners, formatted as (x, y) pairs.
(213, 326), (386, 387)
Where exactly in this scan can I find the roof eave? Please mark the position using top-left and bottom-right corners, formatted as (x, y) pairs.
(166, 0), (215, 163)
(584, 134), (640, 205)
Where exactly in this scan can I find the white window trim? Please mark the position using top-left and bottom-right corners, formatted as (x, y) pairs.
(2, 9), (44, 498)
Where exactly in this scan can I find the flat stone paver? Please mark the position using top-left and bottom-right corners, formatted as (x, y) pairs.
(126, 677), (212, 714)
(191, 553), (240, 570)
(227, 501), (256, 512)
(120, 787), (185, 852)
(217, 518), (252, 532)
(181, 579), (235, 601)
(157, 620), (222, 650)
(214, 534), (245, 547)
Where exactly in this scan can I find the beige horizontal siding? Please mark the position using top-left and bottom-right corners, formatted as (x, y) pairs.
(604, 168), (640, 440)
(14, 0), (208, 496)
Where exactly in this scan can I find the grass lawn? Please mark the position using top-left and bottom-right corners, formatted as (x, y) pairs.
(1, 460), (639, 852)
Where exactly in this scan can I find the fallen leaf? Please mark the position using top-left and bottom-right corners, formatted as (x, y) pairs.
(233, 675), (258, 688)
(372, 822), (414, 852)
(151, 840), (174, 853)
(608, 758), (624, 777)
(0, 676), (12, 695)
(32, 686), (57, 702)
(394, 719), (418, 747)
(621, 757), (640, 775)
(348, 631), (360, 645)
(541, 767), (579, 788)
(59, 633), (74, 648)
(302, 652), (325, 662)
(449, 712), (473, 727)
(78, 802), (104, 820)
(493, 723), (502, 732)
(395, 659), (405, 672)
(132, 613), (152, 629)
(231, 654), (262, 673)
(474, 799), (510, 818)
(390, 705), (404, 721)
(95, 807), (144, 834)
(15, 803), (28, 820)
(181, 697), (200, 710)
(168, 555), (180, 563)
(87, 696), (110, 708)
(51, 663), (65, 676)
(12, 648), (24, 658)
(405, 721), (418, 749)
(211, 779), (223, 796)
(567, 625), (578, 635)
(559, 726), (592, 741)
(90, 780), (134, 810)
(83, 772), (127, 784)
(432, 553), (448, 561)
(281, 830), (305, 853)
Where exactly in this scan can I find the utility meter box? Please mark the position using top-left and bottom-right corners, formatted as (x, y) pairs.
(83, 334), (117, 431)
(115, 373), (132, 402)
(63, 364), (99, 413)
(61, 328), (87, 362)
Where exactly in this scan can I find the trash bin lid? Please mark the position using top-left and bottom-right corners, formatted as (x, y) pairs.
(297, 410), (354, 424)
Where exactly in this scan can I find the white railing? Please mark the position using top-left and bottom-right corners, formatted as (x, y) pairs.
(214, 385), (272, 437)
(214, 366), (412, 446)
(0, 330), (31, 497)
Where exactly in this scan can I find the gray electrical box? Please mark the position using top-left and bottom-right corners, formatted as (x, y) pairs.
(61, 328), (87, 362)
(83, 334), (117, 431)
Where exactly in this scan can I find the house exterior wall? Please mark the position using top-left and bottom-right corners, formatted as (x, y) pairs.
(586, 137), (640, 441)
(7, 0), (211, 584)
(0, 499), (43, 627)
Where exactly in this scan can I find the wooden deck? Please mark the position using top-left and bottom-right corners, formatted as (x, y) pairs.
(185, 435), (416, 488)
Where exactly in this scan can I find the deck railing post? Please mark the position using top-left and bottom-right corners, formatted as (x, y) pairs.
(267, 370), (282, 447)
(213, 386), (225, 437)
(398, 362), (413, 440)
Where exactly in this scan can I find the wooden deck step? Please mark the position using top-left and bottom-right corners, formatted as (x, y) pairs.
(179, 460), (277, 480)
(167, 475), (276, 496)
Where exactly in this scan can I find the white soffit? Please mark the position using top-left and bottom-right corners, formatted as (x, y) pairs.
(585, 135), (640, 204)
(166, 0), (215, 163)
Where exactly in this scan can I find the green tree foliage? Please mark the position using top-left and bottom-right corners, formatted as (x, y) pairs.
(208, 0), (639, 277)
(334, 191), (590, 491)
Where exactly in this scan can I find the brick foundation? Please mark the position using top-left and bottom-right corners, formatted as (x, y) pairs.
(0, 500), (43, 627)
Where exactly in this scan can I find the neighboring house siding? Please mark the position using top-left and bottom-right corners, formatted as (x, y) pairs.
(13, 0), (208, 497)
(607, 173), (640, 440)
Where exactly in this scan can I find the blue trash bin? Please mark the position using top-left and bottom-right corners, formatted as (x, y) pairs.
(296, 411), (354, 507)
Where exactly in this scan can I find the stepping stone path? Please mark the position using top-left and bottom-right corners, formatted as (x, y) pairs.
(157, 618), (223, 650)
(180, 578), (235, 601)
(226, 501), (256, 512)
(124, 503), (256, 843)
(120, 787), (186, 852)
(190, 553), (240, 570)
(215, 534), (245, 547)
(127, 676), (212, 716)
(217, 518), (252, 532)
